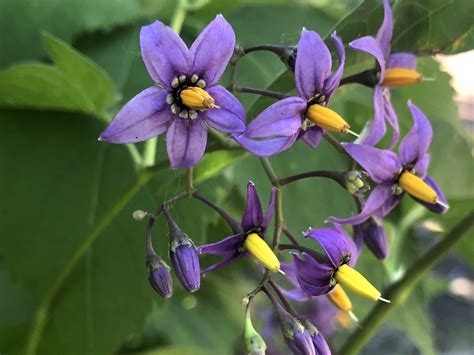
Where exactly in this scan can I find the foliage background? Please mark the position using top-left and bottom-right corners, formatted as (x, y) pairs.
(0, 0), (473, 354)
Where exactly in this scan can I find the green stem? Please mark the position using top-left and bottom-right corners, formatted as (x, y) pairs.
(24, 163), (167, 355)
(339, 209), (474, 355)
(259, 157), (280, 187)
(126, 143), (143, 168)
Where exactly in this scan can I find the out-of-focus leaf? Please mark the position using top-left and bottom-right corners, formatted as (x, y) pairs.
(137, 345), (212, 355)
(194, 149), (248, 185)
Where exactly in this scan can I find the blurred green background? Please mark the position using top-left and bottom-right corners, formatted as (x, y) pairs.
(0, 0), (473, 354)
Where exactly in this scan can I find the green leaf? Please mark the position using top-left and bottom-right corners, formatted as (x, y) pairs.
(194, 149), (248, 185)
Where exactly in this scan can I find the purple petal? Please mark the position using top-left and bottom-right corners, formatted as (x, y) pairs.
(414, 153), (430, 178)
(293, 253), (334, 296)
(99, 87), (173, 143)
(166, 118), (207, 168)
(372, 189), (402, 219)
(302, 126), (324, 148)
(295, 29), (332, 99)
(361, 85), (386, 146)
(190, 15), (235, 86)
(245, 97), (306, 138)
(232, 134), (298, 157)
(383, 95), (400, 149)
(204, 85), (245, 133)
(170, 245), (200, 292)
(280, 286), (311, 303)
(329, 184), (393, 225)
(140, 21), (190, 87)
(261, 187), (277, 232)
(352, 224), (365, 262)
(342, 143), (401, 183)
(349, 36), (385, 81)
(388, 53), (417, 70)
(363, 220), (389, 260)
(304, 227), (353, 268)
(198, 234), (246, 273)
(375, 0), (394, 59)
(412, 175), (449, 214)
(399, 101), (433, 166)
(323, 32), (346, 98)
(241, 181), (264, 231)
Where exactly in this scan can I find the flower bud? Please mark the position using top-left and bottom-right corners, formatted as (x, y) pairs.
(180, 87), (218, 111)
(344, 171), (368, 194)
(132, 210), (148, 221)
(306, 104), (350, 133)
(399, 171), (438, 204)
(244, 308), (267, 355)
(382, 68), (422, 87)
(244, 233), (280, 273)
(147, 255), (173, 298)
(164, 210), (201, 293)
(305, 321), (331, 355)
(277, 308), (315, 355)
(363, 219), (389, 260)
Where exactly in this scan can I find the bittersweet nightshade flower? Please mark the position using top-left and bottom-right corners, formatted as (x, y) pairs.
(350, 0), (422, 148)
(330, 102), (449, 226)
(234, 30), (349, 157)
(198, 182), (279, 273)
(147, 255), (173, 298)
(99, 15), (245, 168)
(164, 209), (201, 292)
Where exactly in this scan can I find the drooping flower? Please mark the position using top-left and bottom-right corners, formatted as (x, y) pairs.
(350, 0), (422, 148)
(292, 225), (389, 302)
(198, 181), (279, 273)
(233, 30), (349, 157)
(99, 15), (245, 168)
(330, 101), (448, 226)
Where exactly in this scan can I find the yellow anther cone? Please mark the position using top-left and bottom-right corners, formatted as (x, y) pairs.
(328, 284), (352, 313)
(244, 233), (280, 273)
(399, 171), (438, 204)
(306, 104), (350, 133)
(335, 264), (388, 302)
(382, 68), (422, 87)
(180, 87), (217, 110)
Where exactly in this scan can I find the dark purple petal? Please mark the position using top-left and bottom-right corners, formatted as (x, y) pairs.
(414, 153), (430, 178)
(205, 85), (245, 133)
(329, 184), (393, 225)
(295, 29), (332, 99)
(99, 87), (173, 143)
(361, 85), (386, 146)
(140, 21), (190, 87)
(281, 286), (311, 303)
(310, 331), (331, 355)
(190, 14), (235, 86)
(245, 97), (306, 138)
(375, 0), (394, 59)
(304, 227), (353, 268)
(261, 187), (277, 232)
(399, 101), (433, 166)
(170, 245), (201, 292)
(148, 257), (173, 298)
(412, 175), (449, 214)
(293, 253), (334, 296)
(352, 224), (365, 262)
(373, 191), (403, 219)
(241, 181), (264, 231)
(287, 328), (316, 355)
(166, 118), (207, 168)
(232, 133), (299, 157)
(323, 32), (346, 99)
(363, 219), (389, 260)
(349, 37), (385, 81)
(302, 126), (324, 148)
(342, 143), (401, 183)
(197, 234), (246, 273)
(383, 94), (400, 149)
(388, 52), (417, 70)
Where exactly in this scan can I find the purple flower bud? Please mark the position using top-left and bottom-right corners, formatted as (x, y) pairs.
(164, 210), (201, 292)
(363, 219), (389, 260)
(276, 307), (315, 355)
(305, 321), (332, 355)
(147, 255), (172, 298)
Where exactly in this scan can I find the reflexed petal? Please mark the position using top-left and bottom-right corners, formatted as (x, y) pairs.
(399, 101), (433, 166)
(201, 253), (245, 274)
(362, 86), (386, 146)
(412, 175), (449, 214)
(190, 14), (235, 85)
(205, 85), (245, 133)
(349, 36), (386, 81)
(383, 94), (400, 149)
(293, 253), (335, 296)
(281, 286), (311, 302)
(375, 0), (394, 59)
(232, 134), (298, 157)
(245, 97), (306, 138)
(413, 153), (430, 178)
(295, 29), (332, 99)
(302, 126), (324, 148)
(261, 187), (277, 232)
(342, 143), (401, 183)
(198, 234), (246, 273)
(388, 52), (417, 70)
(323, 32), (346, 98)
(166, 118), (207, 168)
(140, 21), (190, 87)
(99, 87), (173, 143)
(304, 227), (353, 268)
(373, 190), (402, 219)
(242, 182), (263, 231)
(329, 184), (393, 225)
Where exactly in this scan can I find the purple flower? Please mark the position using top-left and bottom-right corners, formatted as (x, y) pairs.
(147, 255), (173, 298)
(350, 0), (421, 148)
(233, 30), (347, 157)
(99, 15), (245, 168)
(331, 101), (448, 226)
(198, 181), (276, 273)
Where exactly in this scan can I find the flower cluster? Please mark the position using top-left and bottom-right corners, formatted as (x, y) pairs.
(107, 1), (450, 354)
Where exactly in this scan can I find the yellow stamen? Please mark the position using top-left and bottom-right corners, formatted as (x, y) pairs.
(244, 233), (280, 273)
(180, 87), (219, 111)
(328, 284), (353, 313)
(306, 104), (350, 133)
(382, 68), (422, 87)
(399, 171), (438, 204)
(335, 264), (388, 302)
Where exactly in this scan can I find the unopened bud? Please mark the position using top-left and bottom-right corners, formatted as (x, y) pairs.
(244, 308), (267, 355)
(305, 321), (331, 355)
(363, 219), (389, 260)
(132, 210), (148, 221)
(147, 255), (173, 298)
(344, 171), (368, 194)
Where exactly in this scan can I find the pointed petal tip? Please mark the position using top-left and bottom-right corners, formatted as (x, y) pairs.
(348, 311), (359, 323)
(278, 269), (286, 275)
(97, 136), (103, 142)
(379, 296), (391, 303)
